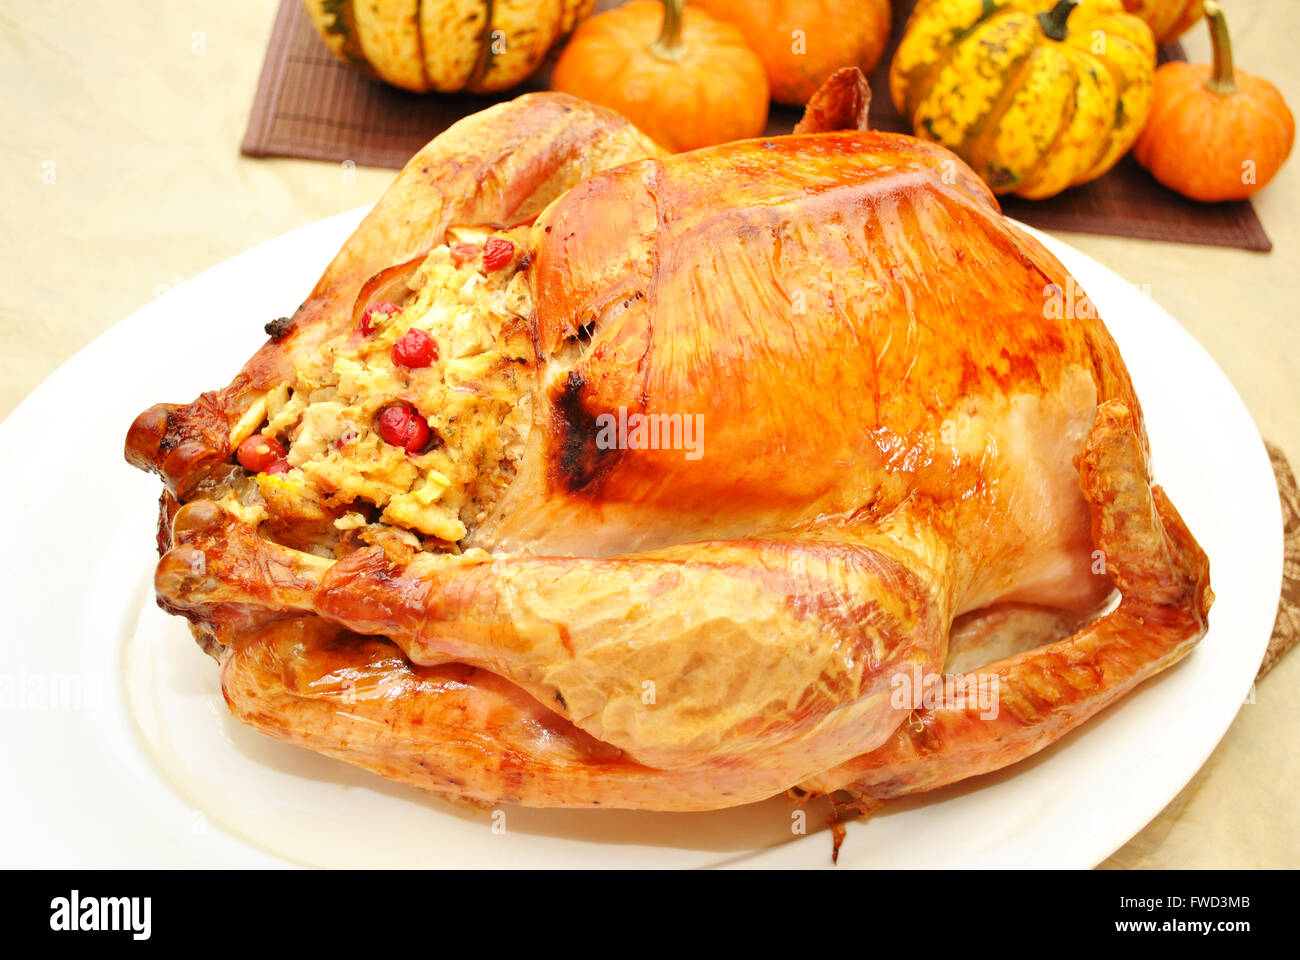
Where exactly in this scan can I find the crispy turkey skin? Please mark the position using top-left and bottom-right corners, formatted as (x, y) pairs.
(126, 73), (1211, 812)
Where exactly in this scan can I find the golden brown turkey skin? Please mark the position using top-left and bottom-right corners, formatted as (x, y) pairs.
(220, 617), (738, 810)
(804, 402), (1212, 798)
(159, 496), (950, 800)
(480, 129), (1142, 618)
(131, 75), (1211, 812)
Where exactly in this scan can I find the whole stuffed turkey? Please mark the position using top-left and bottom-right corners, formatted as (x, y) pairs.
(126, 71), (1211, 811)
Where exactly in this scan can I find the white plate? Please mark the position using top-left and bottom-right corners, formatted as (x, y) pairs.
(0, 209), (1281, 869)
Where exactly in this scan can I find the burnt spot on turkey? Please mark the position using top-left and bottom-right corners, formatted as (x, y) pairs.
(264, 315), (295, 342)
(552, 369), (623, 494)
(158, 410), (180, 455)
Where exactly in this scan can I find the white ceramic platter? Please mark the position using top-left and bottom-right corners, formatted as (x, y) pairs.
(0, 209), (1281, 868)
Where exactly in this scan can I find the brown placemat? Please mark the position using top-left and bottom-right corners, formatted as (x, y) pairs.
(244, 0), (1271, 251)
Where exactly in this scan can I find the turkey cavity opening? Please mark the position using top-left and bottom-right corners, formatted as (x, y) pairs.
(222, 227), (538, 557)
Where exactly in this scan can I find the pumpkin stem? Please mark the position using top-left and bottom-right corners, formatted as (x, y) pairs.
(1203, 1), (1237, 95)
(650, 0), (686, 62)
(1037, 0), (1079, 42)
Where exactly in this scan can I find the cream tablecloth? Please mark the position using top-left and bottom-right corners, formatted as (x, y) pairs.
(1, 0), (1295, 867)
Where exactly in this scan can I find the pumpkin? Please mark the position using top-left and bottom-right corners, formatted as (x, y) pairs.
(302, 0), (594, 93)
(1133, 2), (1294, 201)
(890, 0), (1156, 199)
(551, 0), (769, 152)
(692, 0), (892, 105)
(1120, 0), (1202, 46)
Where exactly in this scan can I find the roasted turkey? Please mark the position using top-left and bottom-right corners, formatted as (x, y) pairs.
(125, 71), (1211, 814)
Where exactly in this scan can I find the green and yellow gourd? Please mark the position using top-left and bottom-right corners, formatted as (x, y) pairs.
(304, 0), (595, 93)
(890, 0), (1157, 199)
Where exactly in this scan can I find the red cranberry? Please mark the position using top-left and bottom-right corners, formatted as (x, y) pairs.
(377, 403), (432, 454)
(236, 433), (287, 473)
(392, 328), (438, 368)
(263, 458), (292, 475)
(483, 237), (515, 271)
(360, 300), (400, 336)
(450, 242), (480, 267)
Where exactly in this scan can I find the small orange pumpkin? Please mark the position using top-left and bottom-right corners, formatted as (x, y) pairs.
(692, 0), (892, 106)
(1134, 1), (1294, 202)
(551, 0), (769, 152)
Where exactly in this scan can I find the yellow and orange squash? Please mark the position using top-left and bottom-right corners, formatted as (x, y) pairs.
(303, 0), (594, 93)
(891, 0), (1157, 199)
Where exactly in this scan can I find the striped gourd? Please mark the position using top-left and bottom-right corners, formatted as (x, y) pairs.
(890, 0), (1157, 198)
(304, 0), (594, 93)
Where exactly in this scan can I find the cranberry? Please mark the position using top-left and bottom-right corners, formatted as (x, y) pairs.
(264, 458), (292, 475)
(236, 433), (287, 473)
(377, 403), (433, 453)
(392, 328), (438, 368)
(450, 242), (480, 267)
(360, 300), (400, 336)
(482, 237), (515, 271)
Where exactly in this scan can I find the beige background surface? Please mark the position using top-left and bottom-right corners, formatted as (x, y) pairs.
(1, 0), (1295, 867)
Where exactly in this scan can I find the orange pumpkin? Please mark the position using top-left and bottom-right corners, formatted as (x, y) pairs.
(551, 0), (769, 152)
(1134, 1), (1294, 202)
(693, 0), (892, 105)
(1121, 0), (1203, 46)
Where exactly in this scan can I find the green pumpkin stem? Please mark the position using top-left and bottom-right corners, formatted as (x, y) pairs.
(1037, 0), (1079, 42)
(651, 0), (686, 62)
(1203, 1), (1237, 95)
